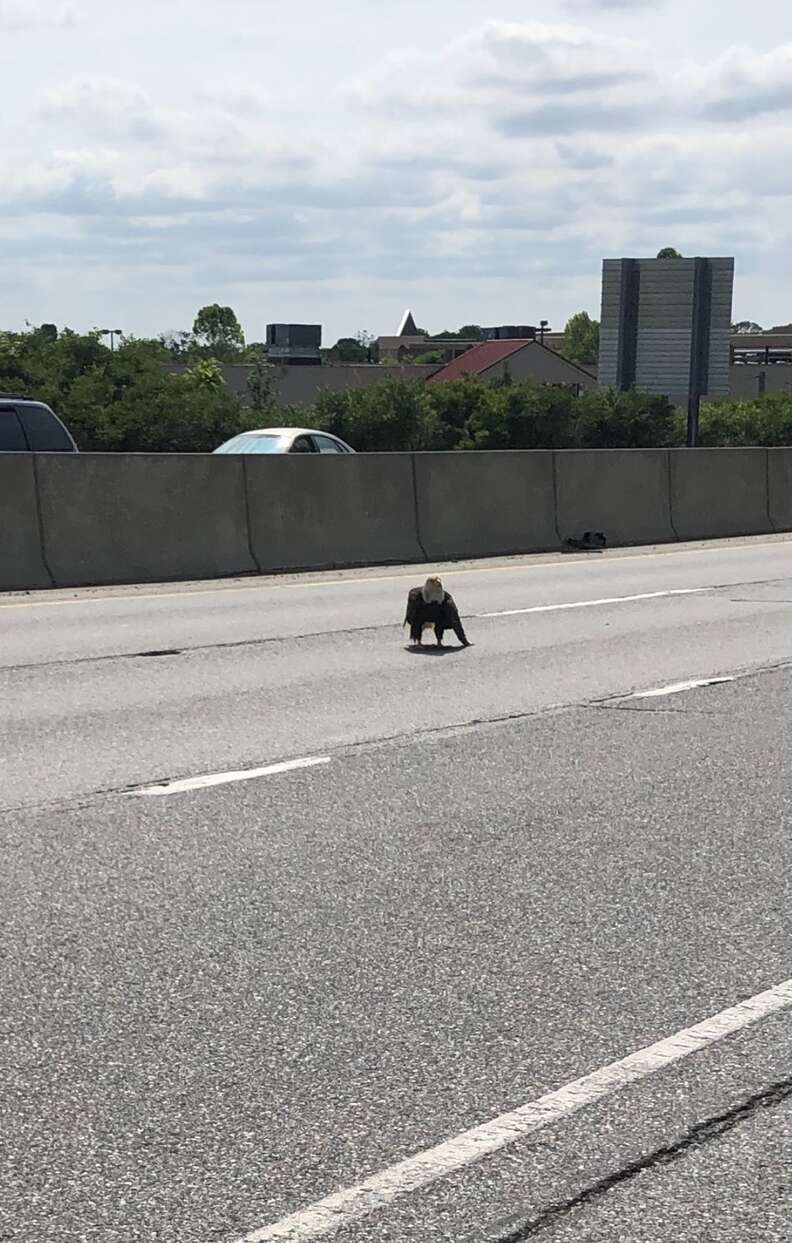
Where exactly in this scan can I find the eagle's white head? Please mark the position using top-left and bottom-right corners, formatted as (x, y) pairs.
(422, 576), (444, 604)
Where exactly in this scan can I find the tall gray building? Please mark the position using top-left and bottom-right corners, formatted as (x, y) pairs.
(598, 257), (734, 420)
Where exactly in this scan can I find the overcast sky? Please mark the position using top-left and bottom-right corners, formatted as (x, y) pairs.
(1, 0), (791, 342)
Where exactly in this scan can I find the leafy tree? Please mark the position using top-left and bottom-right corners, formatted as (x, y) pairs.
(657, 247), (683, 259)
(329, 337), (370, 363)
(0, 322), (249, 452)
(698, 394), (792, 447)
(427, 378), (493, 450)
(7, 317), (792, 455)
(562, 311), (600, 367)
(732, 321), (764, 334)
(462, 381), (577, 450)
(247, 357), (279, 422)
(187, 358), (225, 389)
(313, 380), (442, 451)
(160, 329), (196, 358)
(575, 388), (678, 448)
(192, 304), (245, 360)
(430, 325), (484, 341)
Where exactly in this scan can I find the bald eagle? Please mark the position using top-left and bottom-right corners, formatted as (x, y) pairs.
(404, 577), (470, 648)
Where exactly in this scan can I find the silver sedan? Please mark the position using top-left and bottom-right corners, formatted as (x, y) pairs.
(214, 427), (355, 455)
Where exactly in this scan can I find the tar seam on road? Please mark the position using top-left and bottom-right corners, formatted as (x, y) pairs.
(10, 578), (782, 675)
(0, 584), (733, 675)
(7, 655), (792, 816)
(479, 1074), (792, 1241)
(233, 978), (792, 1242)
(132, 756), (331, 797)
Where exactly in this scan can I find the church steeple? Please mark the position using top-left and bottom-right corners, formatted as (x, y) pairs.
(397, 309), (419, 336)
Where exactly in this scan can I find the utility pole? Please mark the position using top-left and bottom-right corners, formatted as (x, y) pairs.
(687, 394), (700, 447)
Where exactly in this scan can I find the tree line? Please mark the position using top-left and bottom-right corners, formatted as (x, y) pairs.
(2, 312), (792, 454)
(305, 378), (792, 452)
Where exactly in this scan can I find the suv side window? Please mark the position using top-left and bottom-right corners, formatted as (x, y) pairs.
(0, 407), (27, 451)
(17, 403), (75, 451)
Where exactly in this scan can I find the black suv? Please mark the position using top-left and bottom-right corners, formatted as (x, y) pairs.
(0, 396), (78, 452)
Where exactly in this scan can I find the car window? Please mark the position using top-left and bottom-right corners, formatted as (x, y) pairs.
(0, 408), (28, 451)
(17, 403), (74, 451)
(311, 435), (346, 454)
(290, 436), (315, 453)
(216, 434), (285, 454)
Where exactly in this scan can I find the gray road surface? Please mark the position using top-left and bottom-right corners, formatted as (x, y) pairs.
(2, 535), (792, 1242)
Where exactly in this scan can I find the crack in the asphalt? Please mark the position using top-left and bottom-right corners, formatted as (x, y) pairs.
(595, 704), (725, 716)
(0, 622), (394, 674)
(2, 574), (792, 676)
(729, 596), (792, 604)
(480, 1075), (792, 1242)
(4, 656), (792, 817)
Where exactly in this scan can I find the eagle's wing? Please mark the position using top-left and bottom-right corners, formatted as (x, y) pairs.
(443, 592), (462, 625)
(404, 586), (423, 627)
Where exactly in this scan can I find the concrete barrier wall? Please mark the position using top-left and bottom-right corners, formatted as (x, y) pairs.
(245, 453), (423, 571)
(413, 451), (557, 559)
(669, 448), (772, 540)
(1, 448), (787, 593)
(767, 449), (792, 532)
(0, 455), (52, 590)
(36, 454), (257, 587)
(555, 450), (676, 547)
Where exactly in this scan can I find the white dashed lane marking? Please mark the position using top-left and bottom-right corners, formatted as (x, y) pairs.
(478, 586), (706, 618)
(235, 978), (792, 1241)
(131, 756), (331, 797)
(630, 676), (736, 699)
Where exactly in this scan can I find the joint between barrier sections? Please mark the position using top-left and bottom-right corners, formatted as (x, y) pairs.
(667, 450), (680, 542)
(30, 453), (56, 588)
(410, 453), (429, 563)
(765, 449), (777, 533)
(550, 452), (563, 546)
(241, 456), (264, 575)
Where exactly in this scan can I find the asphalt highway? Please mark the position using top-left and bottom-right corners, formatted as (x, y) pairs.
(2, 535), (792, 1242)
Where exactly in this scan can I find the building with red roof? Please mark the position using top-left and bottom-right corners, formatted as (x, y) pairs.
(427, 338), (597, 391)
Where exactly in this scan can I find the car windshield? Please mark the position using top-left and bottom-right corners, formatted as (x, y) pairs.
(216, 433), (286, 454)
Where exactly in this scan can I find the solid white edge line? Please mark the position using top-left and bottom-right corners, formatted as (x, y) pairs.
(479, 587), (706, 618)
(133, 756), (331, 797)
(237, 977), (792, 1242)
(631, 676), (736, 699)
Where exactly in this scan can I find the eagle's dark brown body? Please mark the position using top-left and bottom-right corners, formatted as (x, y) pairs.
(404, 586), (469, 647)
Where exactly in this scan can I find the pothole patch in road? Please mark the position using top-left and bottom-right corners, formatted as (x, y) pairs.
(134, 649), (183, 659)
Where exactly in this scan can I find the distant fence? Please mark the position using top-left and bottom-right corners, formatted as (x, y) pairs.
(1, 448), (788, 591)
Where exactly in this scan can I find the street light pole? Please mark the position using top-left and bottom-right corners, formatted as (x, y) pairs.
(100, 328), (123, 352)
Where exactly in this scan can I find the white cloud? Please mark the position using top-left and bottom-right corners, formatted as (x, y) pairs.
(565, 0), (655, 9)
(0, 0), (78, 30)
(682, 42), (792, 120)
(2, 3), (792, 338)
